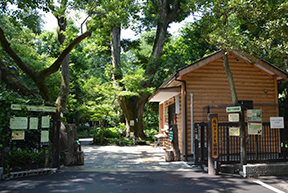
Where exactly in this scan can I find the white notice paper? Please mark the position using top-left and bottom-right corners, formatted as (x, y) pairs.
(41, 116), (50, 128)
(270, 117), (284, 129)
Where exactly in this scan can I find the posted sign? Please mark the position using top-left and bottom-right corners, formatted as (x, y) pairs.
(212, 117), (218, 159)
(270, 117), (284, 129)
(226, 106), (241, 113)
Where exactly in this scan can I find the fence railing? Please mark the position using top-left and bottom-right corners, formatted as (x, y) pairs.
(194, 121), (288, 165)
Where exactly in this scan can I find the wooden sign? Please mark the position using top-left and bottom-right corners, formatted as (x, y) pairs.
(211, 117), (218, 159)
(226, 106), (241, 113)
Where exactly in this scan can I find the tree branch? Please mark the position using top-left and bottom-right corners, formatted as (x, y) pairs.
(0, 26), (37, 80)
(40, 30), (91, 78)
(0, 61), (36, 97)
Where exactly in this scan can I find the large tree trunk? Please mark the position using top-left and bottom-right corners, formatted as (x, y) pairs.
(111, 25), (122, 82)
(118, 95), (147, 138)
(55, 15), (69, 114)
(107, 1), (182, 138)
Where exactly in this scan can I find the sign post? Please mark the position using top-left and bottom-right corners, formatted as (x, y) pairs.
(208, 113), (219, 175)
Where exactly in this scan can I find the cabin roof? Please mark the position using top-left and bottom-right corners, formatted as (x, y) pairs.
(149, 50), (287, 103)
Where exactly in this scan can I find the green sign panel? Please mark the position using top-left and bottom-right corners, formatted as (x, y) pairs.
(168, 131), (173, 141)
(11, 104), (56, 112)
(226, 106), (241, 113)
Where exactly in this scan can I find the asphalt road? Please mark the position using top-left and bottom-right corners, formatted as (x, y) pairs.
(0, 145), (287, 193)
(0, 170), (281, 193)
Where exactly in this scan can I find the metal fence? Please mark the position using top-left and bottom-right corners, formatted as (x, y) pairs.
(194, 121), (288, 166)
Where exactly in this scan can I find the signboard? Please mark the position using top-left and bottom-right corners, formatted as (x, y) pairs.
(248, 122), (262, 135)
(226, 106), (241, 113)
(10, 117), (28, 129)
(130, 120), (135, 126)
(228, 113), (239, 122)
(41, 116), (50, 128)
(12, 130), (25, 140)
(211, 117), (218, 159)
(41, 131), (49, 143)
(29, 117), (38, 130)
(11, 104), (56, 112)
(247, 109), (262, 122)
(168, 130), (173, 141)
(270, 117), (284, 129)
(229, 127), (240, 136)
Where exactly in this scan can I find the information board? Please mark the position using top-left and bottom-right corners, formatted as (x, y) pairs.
(12, 131), (25, 140)
(228, 113), (239, 122)
(41, 131), (49, 143)
(248, 122), (262, 135)
(10, 117), (28, 130)
(247, 109), (262, 122)
(41, 116), (50, 128)
(270, 117), (284, 129)
(229, 127), (240, 136)
(29, 117), (38, 130)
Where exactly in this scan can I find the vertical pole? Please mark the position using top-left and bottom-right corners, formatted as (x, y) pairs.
(208, 113), (219, 175)
(194, 124), (199, 165)
(240, 106), (246, 169)
(55, 120), (60, 169)
(52, 119), (60, 169)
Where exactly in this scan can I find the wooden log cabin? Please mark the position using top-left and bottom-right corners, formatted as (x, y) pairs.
(149, 50), (287, 162)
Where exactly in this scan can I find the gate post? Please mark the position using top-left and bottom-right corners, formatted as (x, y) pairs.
(194, 123), (199, 165)
(208, 113), (219, 175)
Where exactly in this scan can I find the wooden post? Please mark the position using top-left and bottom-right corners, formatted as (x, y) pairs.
(171, 124), (180, 161)
(208, 113), (219, 175)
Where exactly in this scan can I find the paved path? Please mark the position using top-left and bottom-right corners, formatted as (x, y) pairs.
(62, 145), (192, 171)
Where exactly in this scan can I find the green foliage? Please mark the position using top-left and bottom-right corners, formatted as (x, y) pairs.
(0, 91), (53, 173)
(197, 0), (288, 70)
(6, 147), (52, 172)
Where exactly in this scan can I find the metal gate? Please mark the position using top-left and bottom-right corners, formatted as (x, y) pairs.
(194, 121), (288, 166)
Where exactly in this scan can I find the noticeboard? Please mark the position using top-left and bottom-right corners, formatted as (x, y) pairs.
(41, 131), (49, 143)
(270, 117), (284, 129)
(12, 130), (25, 140)
(248, 122), (262, 135)
(29, 117), (38, 130)
(247, 109), (262, 122)
(41, 116), (50, 128)
(228, 113), (239, 122)
(10, 117), (28, 130)
(229, 127), (240, 136)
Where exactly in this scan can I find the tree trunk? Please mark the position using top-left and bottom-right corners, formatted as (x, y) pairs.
(55, 15), (69, 114)
(222, 49), (246, 168)
(111, 1), (182, 138)
(118, 95), (147, 139)
(222, 50), (238, 105)
(111, 25), (122, 82)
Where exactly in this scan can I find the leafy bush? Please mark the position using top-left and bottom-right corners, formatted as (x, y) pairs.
(6, 147), (52, 172)
(0, 91), (53, 173)
(144, 128), (158, 138)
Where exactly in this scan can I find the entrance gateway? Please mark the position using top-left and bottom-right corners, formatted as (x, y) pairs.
(194, 103), (288, 168)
